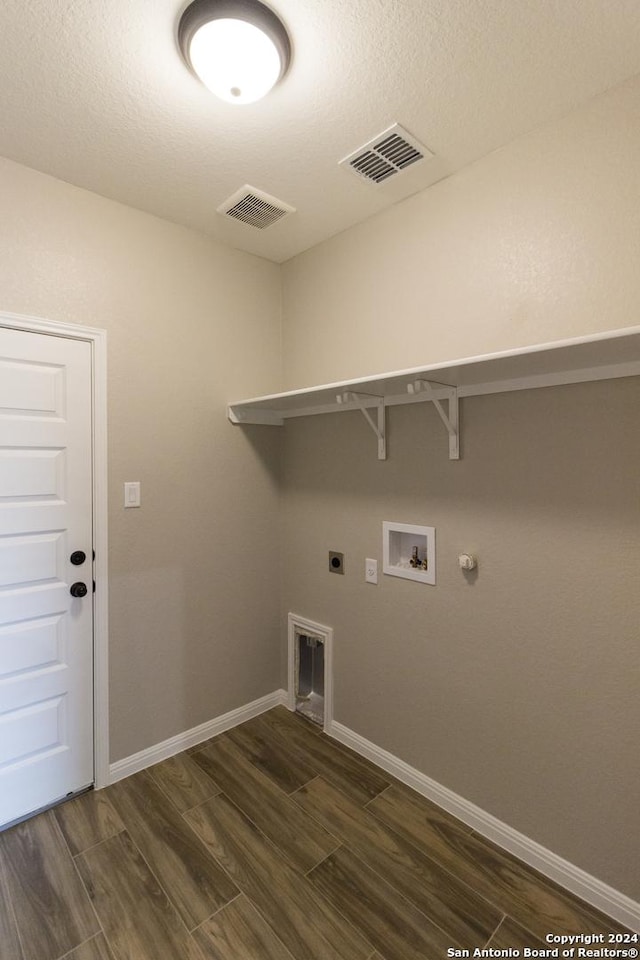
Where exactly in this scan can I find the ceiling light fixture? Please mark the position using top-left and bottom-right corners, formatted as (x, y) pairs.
(178, 0), (291, 104)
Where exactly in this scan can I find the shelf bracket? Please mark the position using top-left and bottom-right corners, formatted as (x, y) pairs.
(337, 391), (386, 460)
(407, 379), (460, 460)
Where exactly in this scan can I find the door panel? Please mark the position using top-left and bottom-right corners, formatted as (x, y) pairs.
(0, 696), (66, 764)
(0, 328), (93, 826)
(0, 532), (63, 586)
(0, 614), (64, 675)
(0, 447), (66, 500)
(0, 357), (65, 416)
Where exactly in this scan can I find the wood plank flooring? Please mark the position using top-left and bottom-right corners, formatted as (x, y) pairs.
(0, 706), (631, 960)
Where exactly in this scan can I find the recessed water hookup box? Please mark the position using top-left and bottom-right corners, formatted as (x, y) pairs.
(383, 521), (436, 584)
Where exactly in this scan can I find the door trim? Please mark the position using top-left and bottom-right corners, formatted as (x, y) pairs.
(0, 310), (109, 789)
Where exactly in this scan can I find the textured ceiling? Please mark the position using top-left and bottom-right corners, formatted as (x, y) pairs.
(1, 0), (640, 262)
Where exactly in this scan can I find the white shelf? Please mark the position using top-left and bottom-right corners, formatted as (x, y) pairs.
(228, 327), (640, 460)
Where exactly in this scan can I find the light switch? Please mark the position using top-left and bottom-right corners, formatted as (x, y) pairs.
(124, 481), (141, 508)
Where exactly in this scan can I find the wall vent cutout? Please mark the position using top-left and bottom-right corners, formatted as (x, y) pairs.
(217, 185), (295, 229)
(287, 613), (333, 731)
(339, 124), (433, 184)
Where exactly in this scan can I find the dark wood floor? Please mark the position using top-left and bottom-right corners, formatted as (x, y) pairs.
(0, 706), (629, 960)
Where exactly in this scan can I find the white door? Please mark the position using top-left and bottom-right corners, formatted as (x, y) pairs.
(0, 327), (94, 825)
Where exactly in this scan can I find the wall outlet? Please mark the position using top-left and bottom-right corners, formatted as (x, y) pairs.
(365, 558), (378, 584)
(328, 551), (344, 574)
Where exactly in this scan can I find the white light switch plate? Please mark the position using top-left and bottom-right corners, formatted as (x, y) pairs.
(124, 481), (141, 508)
(365, 558), (378, 584)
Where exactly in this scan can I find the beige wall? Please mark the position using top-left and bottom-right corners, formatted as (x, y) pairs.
(1, 66), (638, 906)
(281, 381), (640, 900)
(0, 156), (283, 762)
(282, 75), (640, 388)
(280, 79), (640, 901)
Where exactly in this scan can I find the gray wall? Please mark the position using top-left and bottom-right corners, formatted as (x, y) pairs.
(0, 156), (283, 762)
(281, 378), (640, 899)
(280, 77), (640, 903)
(1, 70), (638, 905)
(282, 75), (640, 389)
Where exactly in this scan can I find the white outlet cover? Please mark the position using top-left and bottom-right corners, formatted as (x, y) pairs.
(365, 558), (378, 584)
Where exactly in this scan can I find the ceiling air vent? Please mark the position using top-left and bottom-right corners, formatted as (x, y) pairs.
(217, 185), (295, 229)
(339, 124), (433, 185)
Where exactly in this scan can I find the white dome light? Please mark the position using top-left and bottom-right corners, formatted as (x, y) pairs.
(178, 0), (291, 106)
(189, 19), (281, 104)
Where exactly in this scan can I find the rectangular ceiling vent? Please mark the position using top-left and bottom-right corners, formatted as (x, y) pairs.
(339, 124), (433, 185)
(217, 185), (295, 229)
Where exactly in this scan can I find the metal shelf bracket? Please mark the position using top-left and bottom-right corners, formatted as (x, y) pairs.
(337, 391), (386, 459)
(407, 379), (460, 460)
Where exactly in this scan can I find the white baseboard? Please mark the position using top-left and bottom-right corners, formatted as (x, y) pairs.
(327, 719), (640, 933)
(109, 689), (287, 785)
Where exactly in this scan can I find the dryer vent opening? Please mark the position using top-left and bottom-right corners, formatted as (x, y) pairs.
(288, 613), (332, 730)
(295, 631), (325, 726)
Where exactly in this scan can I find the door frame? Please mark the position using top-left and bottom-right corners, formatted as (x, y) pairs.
(0, 310), (109, 789)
